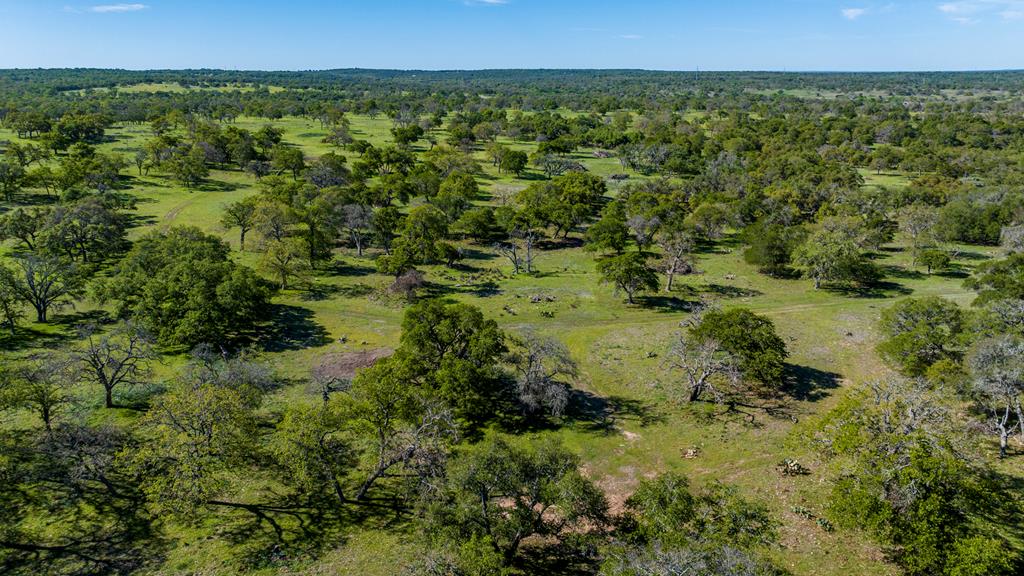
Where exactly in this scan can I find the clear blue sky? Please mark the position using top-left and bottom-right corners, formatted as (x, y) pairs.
(0, 1), (1022, 71)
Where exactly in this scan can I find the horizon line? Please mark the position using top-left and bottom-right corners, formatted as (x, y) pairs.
(3, 67), (1024, 75)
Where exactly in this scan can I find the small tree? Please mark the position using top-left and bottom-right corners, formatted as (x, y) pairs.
(270, 144), (305, 179)
(656, 226), (697, 292)
(918, 249), (952, 274)
(795, 228), (878, 289)
(261, 238), (310, 290)
(877, 297), (963, 377)
(665, 333), (740, 403)
(499, 150), (528, 177)
(967, 335), (1024, 458)
(596, 252), (660, 304)
(271, 402), (351, 505)
(5, 353), (76, 432)
(421, 434), (607, 566)
(586, 201), (630, 254)
(341, 203), (373, 257)
(0, 159), (27, 202)
(74, 321), (157, 408)
(220, 197), (258, 251)
(9, 253), (84, 323)
(0, 264), (25, 337)
(691, 308), (789, 389)
(507, 329), (578, 417)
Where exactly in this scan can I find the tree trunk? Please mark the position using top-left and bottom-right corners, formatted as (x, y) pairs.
(104, 385), (114, 409)
(689, 384), (702, 402)
(666, 271), (675, 292)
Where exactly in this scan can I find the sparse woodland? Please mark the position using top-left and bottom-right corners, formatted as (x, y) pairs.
(1, 69), (1024, 575)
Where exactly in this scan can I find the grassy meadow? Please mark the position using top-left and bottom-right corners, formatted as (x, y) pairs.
(0, 110), (1015, 576)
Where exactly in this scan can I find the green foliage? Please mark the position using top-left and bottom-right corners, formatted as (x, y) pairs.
(586, 200), (630, 254)
(498, 149), (528, 176)
(811, 379), (1019, 576)
(452, 206), (498, 241)
(691, 308), (788, 388)
(794, 225), (880, 289)
(877, 297), (963, 376)
(946, 536), (1017, 576)
(435, 171), (479, 222)
(0, 264), (24, 336)
(392, 299), (507, 423)
(271, 402), (351, 503)
(743, 221), (805, 277)
(421, 433), (607, 566)
(596, 251), (659, 304)
(97, 226), (270, 346)
(966, 252), (1024, 305)
(129, 377), (259, 517)
(918, 249), (952, 274)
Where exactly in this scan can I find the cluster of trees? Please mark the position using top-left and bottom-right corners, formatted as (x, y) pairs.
(794, 251), (1024, 575)
(809, 377), (1020, 576)
(5, 69), (1024, 575)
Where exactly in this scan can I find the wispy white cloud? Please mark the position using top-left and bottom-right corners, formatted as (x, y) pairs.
(841, 7), (867, 19)
(89, 3), (148, 12)
(938, 0), (1024, 22)
(463, 0), (508, 5)
(618, 34), (643, 39)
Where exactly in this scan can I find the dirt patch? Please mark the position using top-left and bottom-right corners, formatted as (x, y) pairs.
(312, 348), (393, 381)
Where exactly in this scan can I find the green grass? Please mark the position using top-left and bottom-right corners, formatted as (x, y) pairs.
(1, 114), (1018, 576)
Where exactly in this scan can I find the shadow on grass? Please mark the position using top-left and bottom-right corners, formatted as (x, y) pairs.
(564, 389), (664, 433)
(516, 540), (601, 576)
(420, 280), (503, 299)
(880, 264), (926, 281)
(536, 237), (584, 250)
(300, 282), (375, 301)
(953, 250), (994, 262)
(193, 178), (241, 193)
(700, 283), (763, 299)
(255, 304), (331, 352)
(0, 325), (75, 351)
(634, 295), (697, 313)
(321, 259), (377, 277)
(783, 364), (842, 402)
(0, 429), (170, 575)
(824, 280), (913, 299)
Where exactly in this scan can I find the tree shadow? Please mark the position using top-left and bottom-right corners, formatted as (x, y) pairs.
(700, 283), (763, 299)
(254, 304), (331, 352)
(635, 295), (698, 313)
(952, 250), (993, 262)
(563, 389), (664, 433)
(536, 237), (584, 250)
(208, 485), (418, 572)
(321, 259), (376, 277)
(515, 540), (601, 576)
(0, 430), (170, 576)
(194, 179), (241, 193)
(0, 325), (77, 351)
(824, 280), (912, 299)
(782, 364), (842, 402)
(879, 264), (926, 281)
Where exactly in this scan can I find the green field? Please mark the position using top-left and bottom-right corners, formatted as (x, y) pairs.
(3, 107), (1017, 576)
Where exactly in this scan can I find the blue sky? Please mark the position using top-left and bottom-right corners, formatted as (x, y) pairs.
(0, 1), (1022, 71)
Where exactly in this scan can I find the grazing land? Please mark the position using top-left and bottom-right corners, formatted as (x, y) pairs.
(1, 69), (1024, 576)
